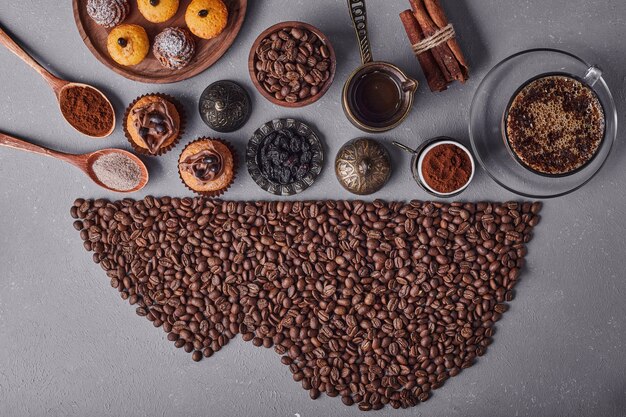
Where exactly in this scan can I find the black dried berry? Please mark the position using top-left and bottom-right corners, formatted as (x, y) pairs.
(150, 0), (159, 5)
(198, 9), (209, 17)
(117, 37), (128, 47)
(257, 127), (313, 185)
(290, 137), (301, 152)
(138, 127), (149, 138)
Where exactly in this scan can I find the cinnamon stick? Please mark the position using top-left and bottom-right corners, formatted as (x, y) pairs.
(423, 0), (469, 81)
(409, 0), (463, 83)
(399, 10), (448, 92)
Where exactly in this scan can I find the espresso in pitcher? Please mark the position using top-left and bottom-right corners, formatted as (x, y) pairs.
(505, 74), (605, 176)
(352, 71), (402, 124)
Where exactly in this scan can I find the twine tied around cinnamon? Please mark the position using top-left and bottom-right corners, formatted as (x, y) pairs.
(411, 23), (455, 56)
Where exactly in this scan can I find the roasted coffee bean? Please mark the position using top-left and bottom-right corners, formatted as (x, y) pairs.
(299, 86), (310, 99)
(291, 27), (304, 39)
(254, 26), (332, 104)
(72, 198), (540, 410)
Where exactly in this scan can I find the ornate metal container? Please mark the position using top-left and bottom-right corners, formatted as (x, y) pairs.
(335, 138), (391, 195)
(199, 81), (251, 133)
(247, 119), (324, 196)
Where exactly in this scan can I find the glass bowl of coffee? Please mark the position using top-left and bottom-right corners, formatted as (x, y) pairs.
(469, 49), (617, 198)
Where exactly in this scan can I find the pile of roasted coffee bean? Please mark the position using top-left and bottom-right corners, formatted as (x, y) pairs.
(258, 128), (313, 185)
(71, 197), (541, 410)
(254, 26), (333, 103)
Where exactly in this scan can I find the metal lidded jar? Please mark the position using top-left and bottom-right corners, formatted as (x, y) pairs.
(199, 80), (251, 133)
(335, 138), (391, 195)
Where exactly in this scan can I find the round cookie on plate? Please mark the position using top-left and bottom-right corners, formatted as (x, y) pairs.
(124, 94), (185, 156)
(178, 138), (236, 196)
(137, 0), (179, 23)
(153, 27), (196, 69)
(107, 24), (149, 66)
(185, 0), (229, 40)
(87, 0), (130, 28)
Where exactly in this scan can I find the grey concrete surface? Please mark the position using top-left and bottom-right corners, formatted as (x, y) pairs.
(1, 0), (625, 416)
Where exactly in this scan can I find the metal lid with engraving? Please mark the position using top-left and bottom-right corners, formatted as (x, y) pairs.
(335, 138), (391, 195)
(199, 80), (251, 133)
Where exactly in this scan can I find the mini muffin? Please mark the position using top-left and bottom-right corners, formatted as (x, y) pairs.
(107, 24), (150, 66)
(137, 0), (179, 23)
(87, 0), (130, 28)
(124, 94), (183, 155)
(153, 27), (196, 69)
(185, 0), (228, 40)
(178, 138), (236, 196)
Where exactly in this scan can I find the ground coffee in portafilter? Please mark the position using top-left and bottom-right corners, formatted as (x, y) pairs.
(71, 197), (541, 410)
(421, 144), (472, 194)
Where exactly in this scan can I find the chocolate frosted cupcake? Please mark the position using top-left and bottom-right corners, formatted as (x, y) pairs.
(153, 27), (196, 70)
(124, 94), (185, 156)
(87, 0), (130, 28)
(178, 138), (236, 196)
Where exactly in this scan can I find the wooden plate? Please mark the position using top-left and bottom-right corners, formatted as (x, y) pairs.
(73, 0), (247, 84)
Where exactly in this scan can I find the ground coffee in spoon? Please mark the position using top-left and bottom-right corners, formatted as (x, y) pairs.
(59, 86), (114, 137)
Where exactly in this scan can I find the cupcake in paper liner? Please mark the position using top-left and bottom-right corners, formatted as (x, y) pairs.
(123, 93), (186, 156)
(178, 137), (237, 197)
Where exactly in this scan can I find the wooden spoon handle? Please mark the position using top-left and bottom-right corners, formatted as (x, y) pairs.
(0, 25), (66, 94)
(0, 131), (76, 164)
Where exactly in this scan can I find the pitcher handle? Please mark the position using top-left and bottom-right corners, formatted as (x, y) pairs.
(347, 0), (373, 64)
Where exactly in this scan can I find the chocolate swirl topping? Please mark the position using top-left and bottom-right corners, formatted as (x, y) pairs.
(132, 101), (175, 154)
(180, 150), (223, 184)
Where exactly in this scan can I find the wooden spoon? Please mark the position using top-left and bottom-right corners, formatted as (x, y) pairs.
(0, 25), (115, 138)
(0, 132), (148, 193)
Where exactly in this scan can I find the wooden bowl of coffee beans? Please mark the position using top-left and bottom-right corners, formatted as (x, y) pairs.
(249, 21), (336, 108)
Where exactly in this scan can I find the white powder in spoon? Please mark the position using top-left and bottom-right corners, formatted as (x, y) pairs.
(91, 152), (142, 191)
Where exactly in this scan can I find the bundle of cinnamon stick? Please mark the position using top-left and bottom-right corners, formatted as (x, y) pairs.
(400, 0), (469, 92)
